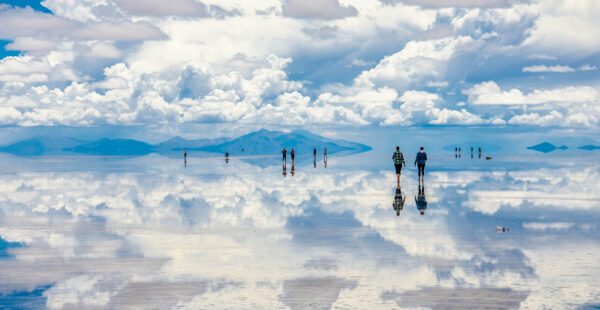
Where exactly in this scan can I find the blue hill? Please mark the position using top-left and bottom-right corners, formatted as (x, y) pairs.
(199, 129), (371, 156)
(578, 145), (600, 150)
(0, 130), (370, 157)
(0, 136), (87, 155)
(527, 142), (568, 153)
(63, 138), (155, 156)
(155, 136), (230, 151)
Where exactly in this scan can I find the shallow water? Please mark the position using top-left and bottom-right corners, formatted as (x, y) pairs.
(0, 146), (599, 309)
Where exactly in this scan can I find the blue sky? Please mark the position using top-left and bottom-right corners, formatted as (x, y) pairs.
(0, 0), (599, 133)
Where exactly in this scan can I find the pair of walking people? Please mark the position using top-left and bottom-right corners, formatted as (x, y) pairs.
(392, 146), (427, 186)
(282, 148), (295, 169)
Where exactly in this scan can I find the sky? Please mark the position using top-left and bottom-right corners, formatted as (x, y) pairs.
(0, 0), (599, 135)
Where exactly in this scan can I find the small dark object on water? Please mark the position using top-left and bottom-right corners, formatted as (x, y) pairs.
(486, 156), (492, 160)
(496, 226), (509, 232)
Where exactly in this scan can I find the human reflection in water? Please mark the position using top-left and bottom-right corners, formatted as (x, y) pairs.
(282, 167), (287, 178)
(393, 186), (405, 216)
(415, 183), (427, 215)
(291, 162), (295, 177)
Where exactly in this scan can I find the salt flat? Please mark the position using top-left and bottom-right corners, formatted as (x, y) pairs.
(0, 141), (599, 309)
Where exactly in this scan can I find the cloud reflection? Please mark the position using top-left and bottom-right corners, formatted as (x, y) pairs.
(0, 158), (598, 308)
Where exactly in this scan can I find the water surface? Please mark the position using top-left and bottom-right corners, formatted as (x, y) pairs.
(0, 140), (599, 309)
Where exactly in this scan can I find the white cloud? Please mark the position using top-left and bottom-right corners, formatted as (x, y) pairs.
(354, 36), (474, 91)
(84, 42), (122, 59)
(522, 0), (600, 57)
(522, 65), (574, 73)
(464, 81), (599, 105)
(526, 54), (556, 60)
(578, 64), (597, 71)
(523, 222), (574, 231)
(425, 81), (449, 87)
(5, 37), (58, 53)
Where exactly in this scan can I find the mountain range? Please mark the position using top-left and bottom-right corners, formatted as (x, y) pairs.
(0, 129), (371, 156)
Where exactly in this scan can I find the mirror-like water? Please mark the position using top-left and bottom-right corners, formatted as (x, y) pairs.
(0, 145), (599, 309)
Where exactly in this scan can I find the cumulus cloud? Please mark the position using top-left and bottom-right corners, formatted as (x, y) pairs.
(463, 81), (599, 105)
(0, 6), (165, 42)
(5, 37), (58, 54)
(522, 0), (600, 57)
(0, 0), (599, 129)
(281, 0), (358, 20)
(354, 36), (474, 91)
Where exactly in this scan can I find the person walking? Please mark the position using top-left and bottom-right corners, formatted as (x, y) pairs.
(324, 148), (328, 162)
(471, 147), (474, 158)
(291, 148), (295, 165)
(282, 148), (287, 169)
(478, 147), (482, 159)
(414, 146), (427, 184)
(392, 146), (406, 187)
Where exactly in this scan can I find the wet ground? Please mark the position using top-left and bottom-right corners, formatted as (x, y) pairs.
(0, 146), (599, 309)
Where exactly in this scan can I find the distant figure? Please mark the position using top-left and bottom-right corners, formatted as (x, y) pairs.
(291, 149), (295, 165)
(313, 148), (317, 168)
(184, 147), (187, 167)
(393, 186), (405, 217)
(478, 147), (482, 159)
(471, 147), (474, 159)
(225, 152), (229, 164)
(455, 147), (458, 158)
(313, 148), (317, 157)
(282, 148), (287, 169)
(414, 147), (427, 184)
(324, 148), (328, 161)
(242, 148), (244, 152)
(496, 226), (510, 232)
(392, 146), (406, 187)
(458, 147), (461, 158)
(486, 156), (492, 160)
(415, 183), (427, 215)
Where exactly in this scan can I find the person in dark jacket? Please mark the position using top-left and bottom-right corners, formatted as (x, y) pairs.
(414, 147), (427, 184)
(282, 148), (287, 169)
(415, 183), (427, 215)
